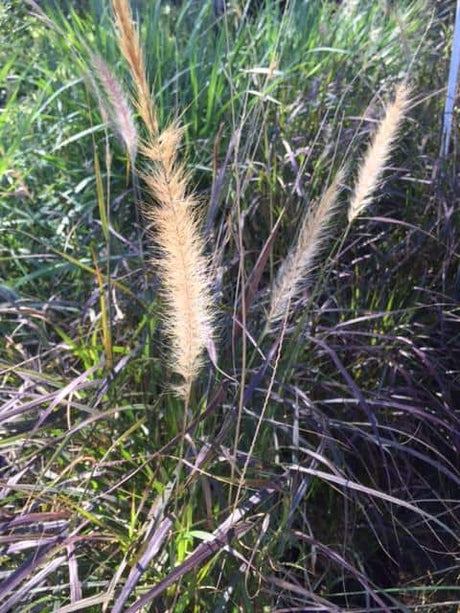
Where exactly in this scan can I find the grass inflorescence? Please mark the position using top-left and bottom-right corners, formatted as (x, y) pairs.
(0, 0), (459, 611)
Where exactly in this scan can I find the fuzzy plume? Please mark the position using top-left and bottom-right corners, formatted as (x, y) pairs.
(268, 167), (345, 327)
(92, 54), (138, 161)
(111, 0), (158, 135)
(141, 123), (183, 174)
(143, 159), (214, 398)
(111, 0), (214, 399)
(348, 83), (411, 223)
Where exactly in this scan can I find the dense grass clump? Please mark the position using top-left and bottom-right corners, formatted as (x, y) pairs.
(1, 0), (459, 611)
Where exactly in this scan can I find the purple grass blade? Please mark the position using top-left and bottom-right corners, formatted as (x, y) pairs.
(0, 541), (62, 603)
(243, 337), (282, 404)
(205, 131), (237, 237)
(290, 532), (392, 612)
(288, 466), (458, 540)
(2, 537), (56, 554)
(243, 211), (284, 314)
(0, 512), (70, 533)
(111, 516), (173, 613)
(67, 541), (82, 604)
(125, 485), (276, 612)
(124, 523), (253, 613)
(335, 422), (460, 487)
(31, 363), (102, 433)
(0, 554), (66, 613)
(266, 574), (348, 611)
(55, 594), (110, 612)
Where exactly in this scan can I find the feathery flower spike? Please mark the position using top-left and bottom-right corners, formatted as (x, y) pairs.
(269, 167), (345, 327)
(348, 83), (411, 223)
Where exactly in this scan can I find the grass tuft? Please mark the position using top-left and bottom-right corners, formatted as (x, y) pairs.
(0, 1), (458, 611)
